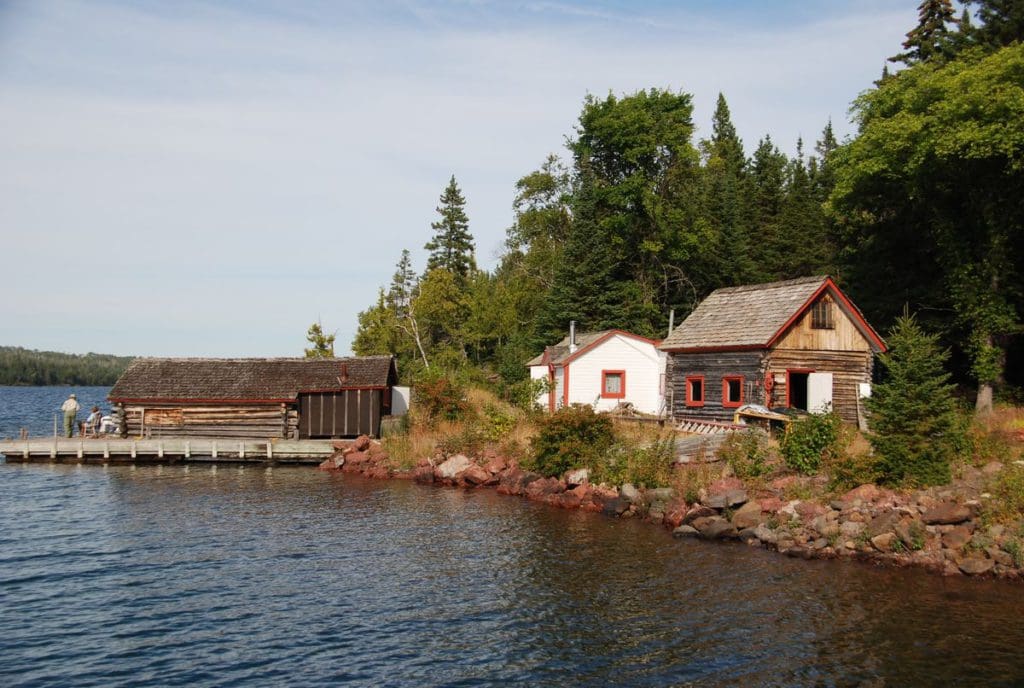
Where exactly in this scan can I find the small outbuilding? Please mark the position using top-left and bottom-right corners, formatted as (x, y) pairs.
(527, 326), (666, 415)
(659, 276), (885, 425)
(108, 356), (401, 439)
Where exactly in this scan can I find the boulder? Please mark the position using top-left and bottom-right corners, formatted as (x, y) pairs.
(352, 435), (372, 451)
(840, 521), (866, 538)
(663, 502), (689, 529)
(525, 477), (565, 500)
(871, 532), (898, 553)
(412, 465), (435, 483)
(603, 497), (631, 516)
(753, 523), (778, 544)
(331, 440), (349, 451)
(692, 516), (739, 540)
(564, 468), (590, 486)
(460, 464), (492, 486)
(345, 451), (370, 466)
(485, 455), (508, 474)
(435, 454), (473, 481)
(364, 466), (390, 480)
(672, 525), (699, 538)
(731, 501), (764, 530)
(795, 502), (828, 521)
(681, 504), (717, 525)
(942, 526), (972, 550)
(620, 483), (642, 504)
(866, 512), (900, 539)
(738, 527), (761, 543)
(318, 454), (344, 471)
(842, 483), (881, 503)
(959, 557), (994, 576)
(922, 502), (971, 525)
(556, 490), (583, 509)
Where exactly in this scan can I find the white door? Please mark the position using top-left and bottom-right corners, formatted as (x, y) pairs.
(807, 372), (833, 414)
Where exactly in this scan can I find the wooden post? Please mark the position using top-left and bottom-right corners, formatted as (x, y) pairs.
(158, 442), (164, 459)
(103, 442), (110, 459)
(77, 442), (83, 459)
(23, 441), (28, 459)
(211, 441), (217, 459)
(238, 442), (244, 459)
(266, 442), (273, 459)
(131, 441), (137, 459)
(184, 441), (191, 459)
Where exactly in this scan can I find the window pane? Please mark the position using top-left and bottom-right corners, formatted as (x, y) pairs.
(726, 378), (741, 403)
(604, 373), (622, 394)
(689, 379), (703, 401)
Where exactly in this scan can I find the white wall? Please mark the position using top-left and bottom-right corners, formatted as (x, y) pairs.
(565, 335), (666, 415)
(529, 365), (549, 408)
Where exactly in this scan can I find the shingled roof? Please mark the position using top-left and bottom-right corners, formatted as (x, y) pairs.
(659, 276), (884, 352)
(526, 329), (658, 367)
(109, 356), (397, 402)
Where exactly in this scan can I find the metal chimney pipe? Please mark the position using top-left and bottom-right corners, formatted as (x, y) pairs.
(569, 321), (577, 353)
(668, 309), (675, 338)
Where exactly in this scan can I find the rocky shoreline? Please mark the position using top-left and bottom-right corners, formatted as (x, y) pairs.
(321, 437), (1024, 581)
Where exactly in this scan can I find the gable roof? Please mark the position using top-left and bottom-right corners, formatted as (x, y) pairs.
(109, 356), (397, 403)
(526, 329), (659, 367)
(658, 276), (885, 353)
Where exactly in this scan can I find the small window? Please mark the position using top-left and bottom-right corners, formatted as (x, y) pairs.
(601, 370), (625, 399)
(723, 376), (744, 408)
(686, 376), (704, 407)
(811, 297), (834, 329)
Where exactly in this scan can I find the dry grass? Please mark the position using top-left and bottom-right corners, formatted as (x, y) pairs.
(670, 462), (722, 504)
(382, 424), (438, 470)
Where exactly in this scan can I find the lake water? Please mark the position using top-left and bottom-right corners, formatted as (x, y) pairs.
(0, 385), (112, 438)
(2, 388), (1024, 686)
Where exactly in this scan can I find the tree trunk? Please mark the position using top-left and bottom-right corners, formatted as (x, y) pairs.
(975, 383), (993, 417)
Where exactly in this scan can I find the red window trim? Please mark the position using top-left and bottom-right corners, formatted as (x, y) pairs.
(722, 375), (744, 408)
(685, 375), (705, 407)
(601, 370), (626, 399)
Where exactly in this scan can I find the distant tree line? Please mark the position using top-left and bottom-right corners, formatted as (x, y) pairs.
(352, 0), (1024, 411)
(0, 346), (134, 386)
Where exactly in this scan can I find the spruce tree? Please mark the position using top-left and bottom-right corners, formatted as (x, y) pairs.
(387, 249), (417, 318)
(304, 320), (336, 358)
(967, 0), (1024, 49)
(703, 93), (753, 285)
(425, 176), (476, 282)
(868, 315), (960, 487)
(890, 0), (959, 64)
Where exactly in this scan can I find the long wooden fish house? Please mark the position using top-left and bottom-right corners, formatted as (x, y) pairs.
(108, 356), (399, 439)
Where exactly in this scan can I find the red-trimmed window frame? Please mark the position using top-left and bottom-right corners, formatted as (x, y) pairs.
(601, 370), (626, 399)
(685, 375), (705, 407)
(722, 375), (744, 408)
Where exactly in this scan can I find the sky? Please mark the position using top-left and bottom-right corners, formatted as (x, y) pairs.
(0, 0), (916, 357)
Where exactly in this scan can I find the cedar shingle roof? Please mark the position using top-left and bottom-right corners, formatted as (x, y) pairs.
(660, 276), (856, 351)
(109, 356), (396, 402)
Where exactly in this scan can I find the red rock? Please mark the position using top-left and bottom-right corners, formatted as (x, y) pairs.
(663, 501), (689, 528)
(352, 435), (372, 451)
(364, 466), (390, 480)
(922, 502), (971, 525)
(842, 484), (881, 503)
(485, 455), (508, 474)
(391, 470), (414, 480)
(525, 477), (565, 500)
(459, 464), (492, 486)
(340, 462), (362, 474)
(413, 466), (435, 484)
(345, 451), (370, 466)
(682, 504), (717, 525)
(708, 477), (745, 495)
(331, 440), (349, 451)
(795, 502), (828, 521)
(497, 469), (542, 496)
(557, 491), (583, 509)
(758, 497), (786, 513)
(416, 457), (433, 468)
(317, 457), (340, 471)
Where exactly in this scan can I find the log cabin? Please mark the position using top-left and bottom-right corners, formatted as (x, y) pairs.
(659, 276), (886, 425)
(108, 356), (400, 439)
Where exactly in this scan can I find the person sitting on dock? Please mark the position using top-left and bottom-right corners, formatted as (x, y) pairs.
(86, 406), (101, 437)
(61, 394), (80, 438)
(99, 414), (118, 435)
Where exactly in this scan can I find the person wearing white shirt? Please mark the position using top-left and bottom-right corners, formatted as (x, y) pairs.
(60, 394), (80, 438)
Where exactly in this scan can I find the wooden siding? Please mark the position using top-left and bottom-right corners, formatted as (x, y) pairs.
(298, 390), (383, 438)
(766, 349), (873, 424)
(121, 403), (289, 439)
(774, 295), (873, 352)
(667, 350), (765, 421)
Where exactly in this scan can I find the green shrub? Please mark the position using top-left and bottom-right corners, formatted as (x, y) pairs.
(481, 403), (517, 442)
(503, 377), (551, 412)
(781, 410), (843, 475)
(718, 430), (770, 479)
(436, 424), (487, 458)
(827, 451), (879, 493)
(529, 405), (615, 478)
(983, 463), (1024, 524)
(596, 433), (676, 488)
(414, 369), (469, 424)
(868, 315), (960, 487)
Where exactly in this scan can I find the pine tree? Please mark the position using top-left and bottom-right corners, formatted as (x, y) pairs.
(890, 0), (960, 64)
(967, 0), (1024, 49)
(868, 315), (960, 487)
(425, 176), (476, 282)
(746, 135), (788, 281)
(304, 319), (336, 358)
(703, 93), (753, 285)
(387, 249), (417, 319)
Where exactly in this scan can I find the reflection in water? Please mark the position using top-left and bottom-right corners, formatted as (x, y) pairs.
(1, 463), (1023, 687)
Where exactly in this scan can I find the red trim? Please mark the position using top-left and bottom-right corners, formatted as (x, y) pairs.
(109, 397), (293, 404)
(722, 375), (744, 408)
(562, 330), (660, 365)
(685, 375), (705, 407)
(601, 370), (626, 399)
(785, 368), (814, 408)
(767, 278), (887, 353)
(563, 364), (570, 407)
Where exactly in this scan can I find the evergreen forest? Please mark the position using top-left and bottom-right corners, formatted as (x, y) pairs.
(0, 346), (134, 386)
(352, 0), (1024, 410)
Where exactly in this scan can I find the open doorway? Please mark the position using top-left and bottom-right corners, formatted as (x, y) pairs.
(788, 371), (810, 411)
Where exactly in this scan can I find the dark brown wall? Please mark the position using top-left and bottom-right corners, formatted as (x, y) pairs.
(766, 349), (873, 424)
(667, 350), (765, 421)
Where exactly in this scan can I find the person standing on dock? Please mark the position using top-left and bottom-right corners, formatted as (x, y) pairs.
(61, 393), (80, 438)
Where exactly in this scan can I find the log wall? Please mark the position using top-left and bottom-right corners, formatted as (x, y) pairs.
(667, 350), (766, 422)
(766, 349), (873, 424)
(121, 403), (290, 439)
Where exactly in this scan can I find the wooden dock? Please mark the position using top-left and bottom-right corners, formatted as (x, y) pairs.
(0, 437), (337, 465)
